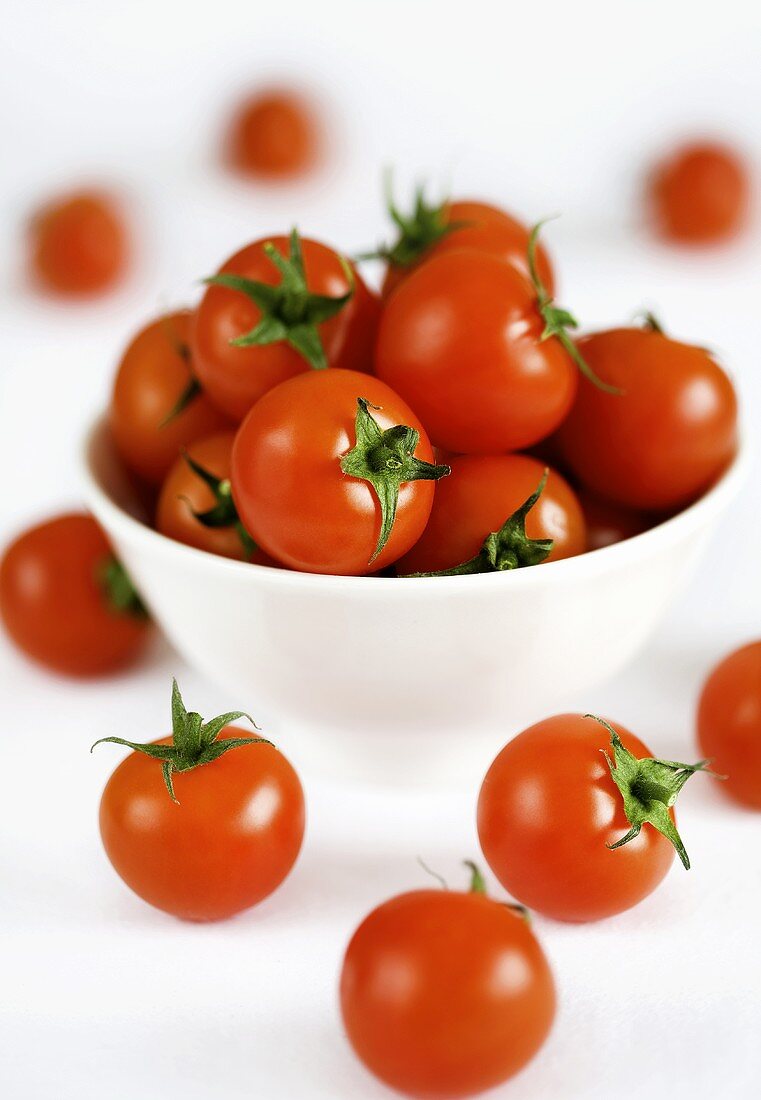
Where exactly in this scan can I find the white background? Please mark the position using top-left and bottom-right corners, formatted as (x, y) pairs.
(2, 1), (761, 1097)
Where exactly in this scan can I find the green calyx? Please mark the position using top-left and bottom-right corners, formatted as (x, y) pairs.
(360, 175), (466, 268)
(340, 398), (450, 564)
(204, 228), (354, 371)
(527, 222), (620, 395)
(98, 556), (149, 620)
(588, 714), (721, 869)
(181, 452), (257, 560)
(406, 472), (553, 577)
(158, 320), (202, 428)
(92, 679), (269, 802)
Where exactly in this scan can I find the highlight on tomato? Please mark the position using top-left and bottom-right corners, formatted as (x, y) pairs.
(110, 310), (229, 485)
(28, 189), (129, 296)
(478, 713), (718, 922)
(398, 454), (586, 575)
(231, 369), (450, 575)
(367, 179), (555, 297)
(339, 862), (555, 1099)
(0, 512), (150, 677)
(156, 431), (272, 563)
(554, 316), (738, 510)
(93, 680), (305, 921)
(375, 223), (614, 455)
(225, 88), (320, 180)
(648, 140), (751, 245)
(697, 640), (761, 809)
(193, 229), (380, 422)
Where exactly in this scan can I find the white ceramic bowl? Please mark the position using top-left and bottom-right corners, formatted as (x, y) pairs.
(83, 417), (747, 786)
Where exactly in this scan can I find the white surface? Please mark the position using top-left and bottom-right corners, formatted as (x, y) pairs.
(2, 1), (761, 1098)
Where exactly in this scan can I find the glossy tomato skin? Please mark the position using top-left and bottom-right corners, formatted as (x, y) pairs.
(555, 328), (738, 511)
(340, 887), (555, 1098)
(225, 89), (319, 179)
(697, 642), (761, 809)
(110, 311), (229, 485)
(0, 513), (149, 677)
(29, 190), (128, 296)
(100, 730), (305, 921)
(232, 370), (440, 575)
(382, 200), (555, 298)
(578, 490), (653, 551)
(156, 431), (273, 564)
(478, 714), (676, 922)
(649, 142), (750, 244)
(398, 454), (586, 574)
(193, 237), (380, 422)
(375, 250), (577, 455)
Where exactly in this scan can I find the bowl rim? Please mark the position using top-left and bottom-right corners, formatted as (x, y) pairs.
(82, 414), (749, 594)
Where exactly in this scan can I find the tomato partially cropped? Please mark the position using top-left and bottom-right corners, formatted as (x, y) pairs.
(579, 490), (653, 551)
(555, 326), (738, 510)
(110, 311), (229, 485)
(478, 714), (682, 922)
(29, 190), (128, 296)
(0, 513), (149, 676)
(225, 88), (319, 180)
(232, 370), (447, 575)
(193, 234), (380, 422)
(398, 454), (586, 574)
(697, 641), (761, 809)
(376, 249), (578, 454)
(340, 879), (555, 1098)
(156, 430), (273, 564)
(648, 141), (750, 244)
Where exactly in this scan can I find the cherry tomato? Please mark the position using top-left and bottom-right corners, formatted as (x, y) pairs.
(232, 370), (448, 575)
(478, 713), (710, 921)
(110, 311), (229, 485)
(340, 872), (556, 1098)
(578, 490), (653, 551)
(29, 190), (128, 296)
(398, 454), (586, 574)
(156, 431), (273, 564)
(97, 682), (304, 921)
(193, 232), (380, 422)
(225, 89), (319, 179)
(375, 249), (578, 454)
(697, 641), (761, 809)
(648, 141), (750, 244)
(381, 198), (555, 298)
(0, 513), (149, 676)
(555, 325), (738, 510)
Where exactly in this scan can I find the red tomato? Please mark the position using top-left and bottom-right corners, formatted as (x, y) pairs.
(555, 326), (738, 510)
(578, 490), (653, 551)
(340, 875), (556, 1098)
(110, 311), (229, 485)
(156, 430), (274, 564)
(225, 89), (319, 179)
(478, 713), (710, 921)
(381, 198), (555, 298)
(398, 454), (586, 574)
(697, 641), (761, 809)
(648, 141), (750, 244)
(0, 513), (149, 676)
(232, 370), (448, 575)
(193, 232), (380, 422)
(375, 249), (578, 454)
(29, 190), (128, 296)
(97, 682), (304, 920)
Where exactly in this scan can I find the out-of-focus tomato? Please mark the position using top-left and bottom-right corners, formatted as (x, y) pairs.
(231, 369), (449, 575)
(648, 141), (750, 244)
(225, 89), (319, 179)
(110, 311), (229, 485)
(578, 490), (653, 551)
(0, 513), (149, 676)
(555, 323), (738, 510)
(398, 454), (585, 575)
(193, 231), (380, 422)
(29, 190), (128, 296)
(697, 641), (761, 809)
